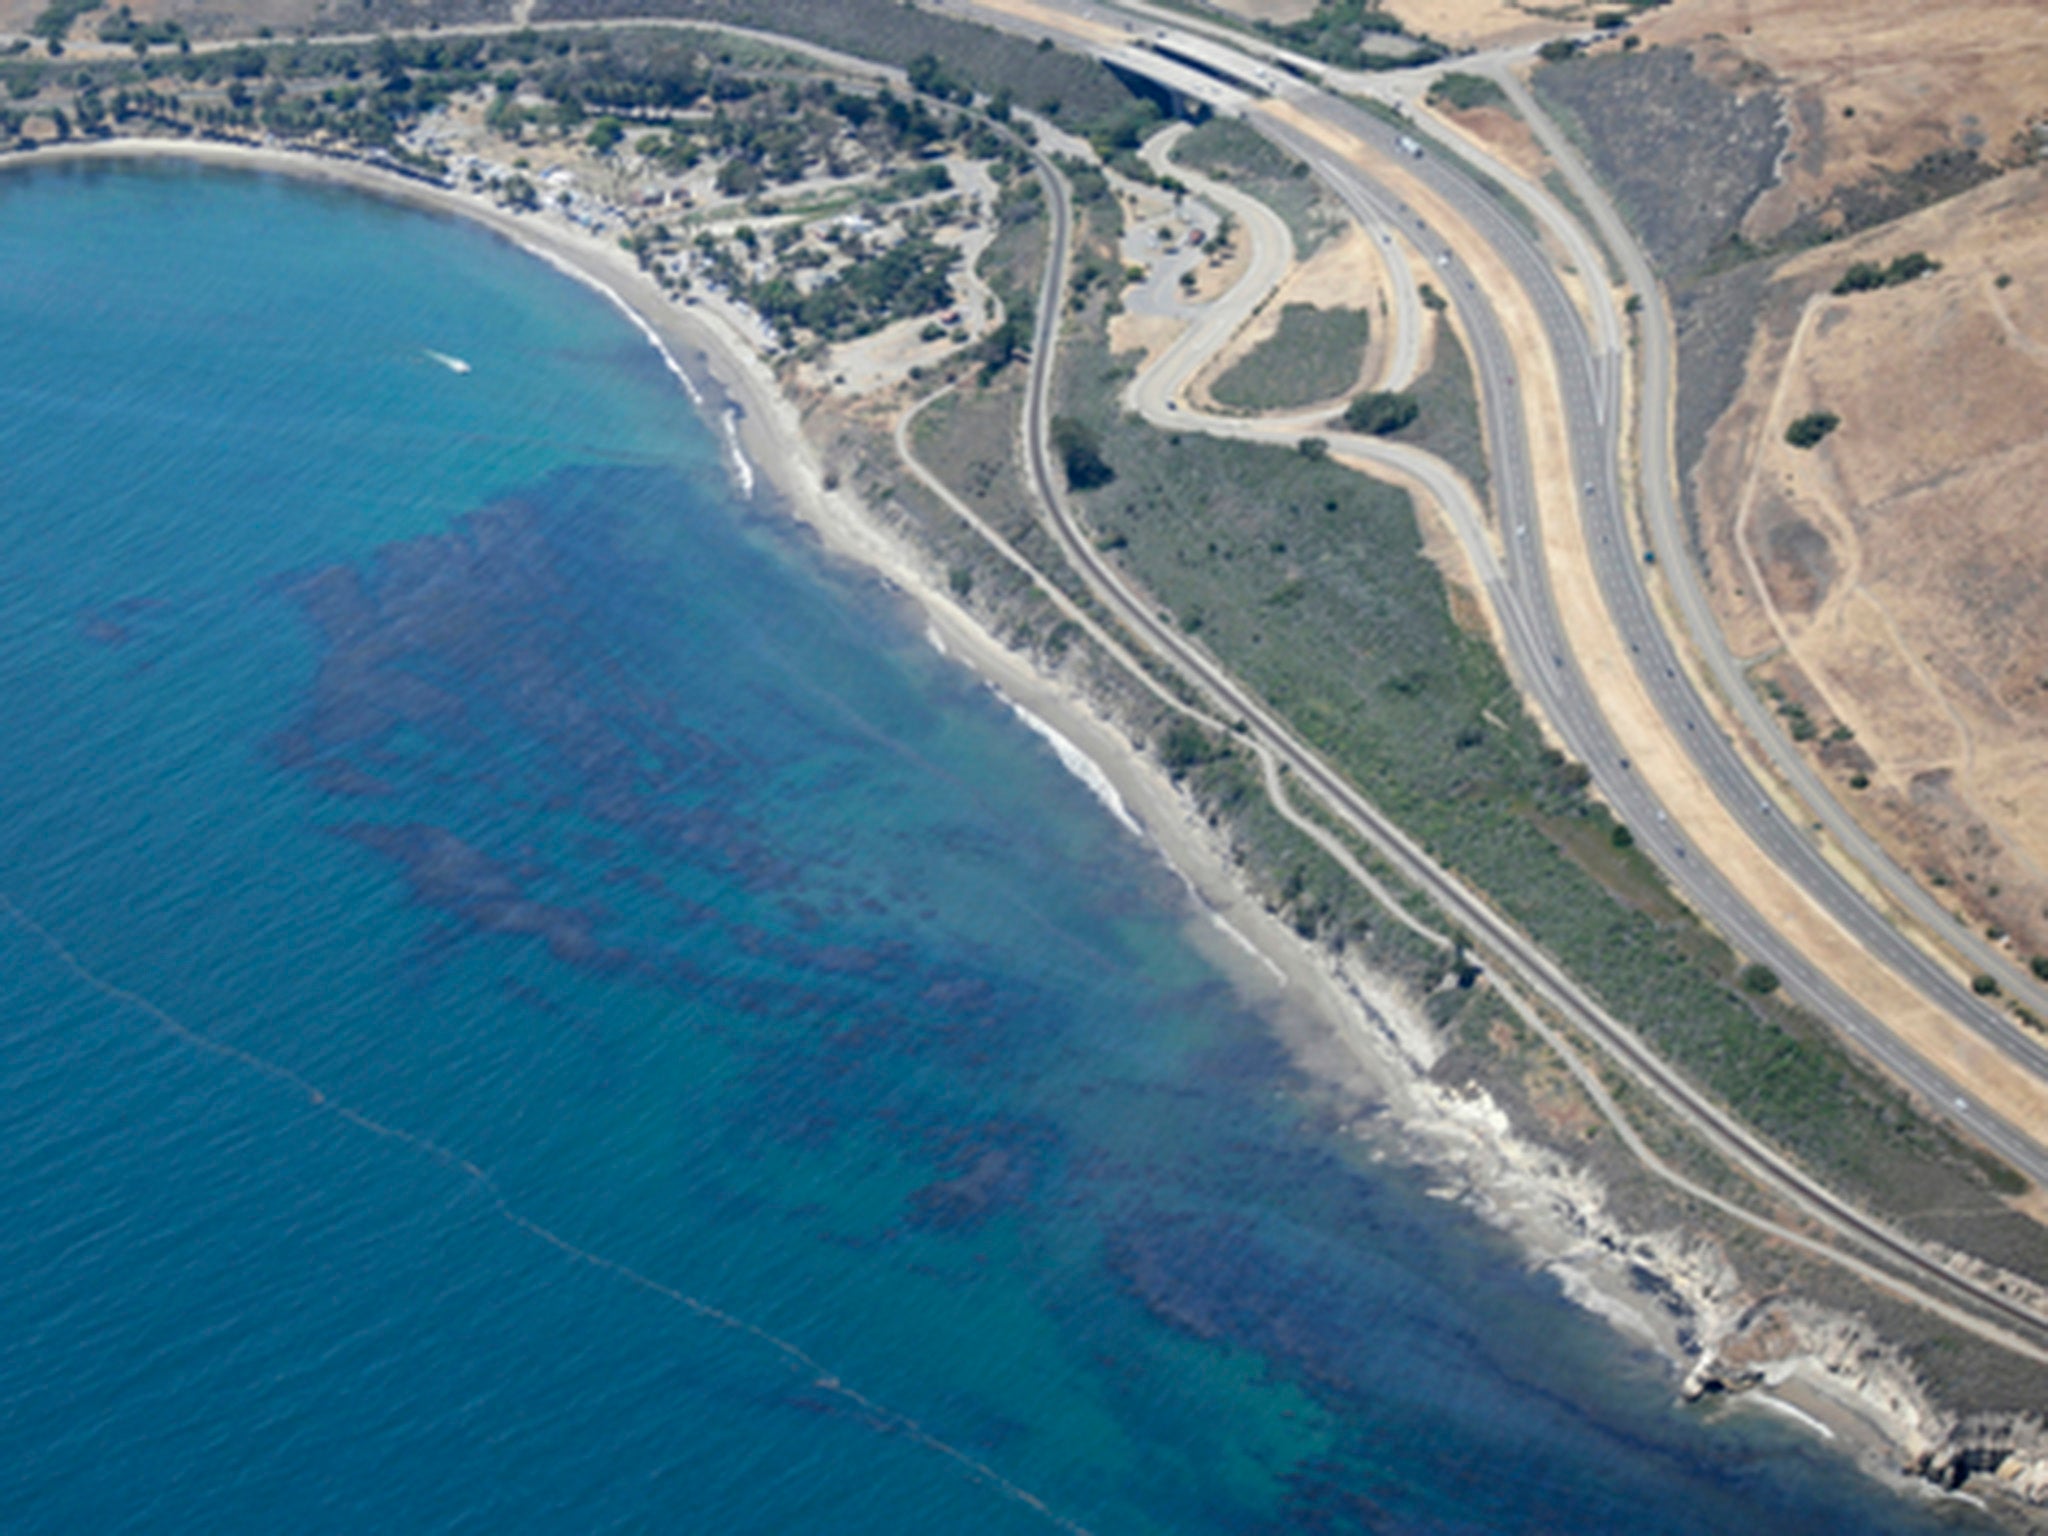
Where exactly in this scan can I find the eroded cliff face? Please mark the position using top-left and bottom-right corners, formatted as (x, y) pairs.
(1685, 1297), (2048, 1524)
(1352, 963), (2048, 1525)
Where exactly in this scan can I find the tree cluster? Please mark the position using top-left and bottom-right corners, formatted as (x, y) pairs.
(1831, 250), (1939, 295)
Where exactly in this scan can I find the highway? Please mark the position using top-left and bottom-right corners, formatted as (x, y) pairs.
(989, 122), (2048, 1354)
(1259, 89), (2048, 1185)
(935, 0), (2048, 1189)
(1277, 82), (2048, 1124)
(1477, 61), (2048, 1026)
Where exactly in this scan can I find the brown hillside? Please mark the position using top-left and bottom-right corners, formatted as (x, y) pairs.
(1693, 166), (2048, 960)
(1634, 0), (2048, 242)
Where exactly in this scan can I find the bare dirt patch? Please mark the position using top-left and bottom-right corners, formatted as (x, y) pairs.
(1438, 103), (1553, 189)
(1377, 0), (1587, 53)
(1192, 223), (1387, 406)
(1107, 310), (1186, 373)
(1694, 168), (2048, 957)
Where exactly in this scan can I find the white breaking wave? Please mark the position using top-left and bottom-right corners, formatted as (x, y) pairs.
(1750, 1394), (1837, 1442)
(1208, 912), (1289, 988)
(722, 407), (756, 500)
(1006, 699), (1144, 840)
(520, 242), (706, 407)
(924, 622), (949, 657)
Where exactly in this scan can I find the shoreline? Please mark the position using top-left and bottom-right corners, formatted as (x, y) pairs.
(9, 133), (2040, 1524)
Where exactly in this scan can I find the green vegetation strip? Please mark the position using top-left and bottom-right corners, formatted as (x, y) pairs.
(530, 0), (1140, 129)
(1833, 250), (1939, 295)
(1425, 72), (1506, 112)
(1381, 320), (1488, 501)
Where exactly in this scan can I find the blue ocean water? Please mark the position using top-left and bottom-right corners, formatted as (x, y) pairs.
(0, 159), (1987, 1534)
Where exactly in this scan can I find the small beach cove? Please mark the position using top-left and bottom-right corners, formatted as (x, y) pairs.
(0, 144), (1995, 1532)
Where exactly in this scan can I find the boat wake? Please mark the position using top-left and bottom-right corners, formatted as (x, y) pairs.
(423, 348), (473, 375)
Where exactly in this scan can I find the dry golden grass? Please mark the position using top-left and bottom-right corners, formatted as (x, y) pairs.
(1438, 103), (1553, 187)
(1105, 309), (1186, 372)
(1378, 0), (1587, 52)
(1696, 167), (2048, 956)
(1637, 0), (2048, 239)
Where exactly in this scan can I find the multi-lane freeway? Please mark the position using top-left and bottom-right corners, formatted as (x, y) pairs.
(972, 110), (2048, 1355)
(941, 0), (2048, 1191)
(1477, 61), (2048, 1027)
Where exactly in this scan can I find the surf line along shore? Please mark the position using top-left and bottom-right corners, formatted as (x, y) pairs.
(3, 135), (2010, 1503)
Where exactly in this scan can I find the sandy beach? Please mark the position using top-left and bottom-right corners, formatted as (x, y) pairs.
(8, 132), (2035, 1517)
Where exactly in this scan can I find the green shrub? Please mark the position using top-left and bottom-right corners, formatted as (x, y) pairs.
(1158, 721), (1223, 778)
(1343, 390), (1420, 435)
(1832, 250), (1940, 295)
(1785, 410), (1840, 449)
(1051, 416), (1114, 490)
(1740, 963), (1781, 995)
(1426, 72), (1506, 112)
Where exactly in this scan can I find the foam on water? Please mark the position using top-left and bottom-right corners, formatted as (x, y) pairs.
(1005, 698), (1146, 840)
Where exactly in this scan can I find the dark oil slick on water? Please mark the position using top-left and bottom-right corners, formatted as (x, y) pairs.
(0, 159), (1989, 1535)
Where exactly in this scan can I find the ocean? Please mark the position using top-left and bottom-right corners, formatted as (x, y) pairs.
(0, 157), (1986, 1534)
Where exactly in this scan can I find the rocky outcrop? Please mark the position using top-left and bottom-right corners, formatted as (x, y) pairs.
(1311, 946), (2048, 1525)
(1681, 1296), (2048, 1522)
